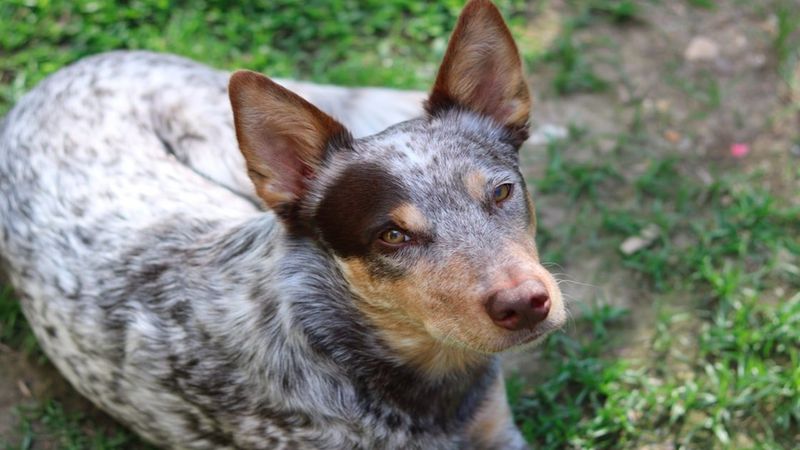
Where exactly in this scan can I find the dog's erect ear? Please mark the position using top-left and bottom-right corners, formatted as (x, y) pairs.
(426, 0), (531, 143)
(229, 71), (351, 219)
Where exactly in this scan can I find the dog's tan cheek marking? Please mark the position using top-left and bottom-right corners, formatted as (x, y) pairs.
(339, 258), (426, 320)
(438, 252), (482, 292)
(389, 203), (429, 234)
(463, 169), (487, 203)
(341, 257), (489, 375)
(415, 253), (506, 351)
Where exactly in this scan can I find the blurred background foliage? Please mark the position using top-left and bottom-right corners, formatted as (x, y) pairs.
(0, 0), (529, 112)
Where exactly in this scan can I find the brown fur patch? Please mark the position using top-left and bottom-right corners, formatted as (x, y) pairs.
(462, 170), (488, 202)
(316, 163), (408, 258)
(339, 257), (489, 376)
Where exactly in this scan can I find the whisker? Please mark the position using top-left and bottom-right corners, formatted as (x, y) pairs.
(541, 262), (565, 271)
(556, 279), (598, 289)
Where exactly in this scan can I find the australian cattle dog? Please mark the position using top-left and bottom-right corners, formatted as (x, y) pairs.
(0, 0), (566, 448)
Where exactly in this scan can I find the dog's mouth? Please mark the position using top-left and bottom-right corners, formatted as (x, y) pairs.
(513, 319), (565, 348)
(490, 321), (565, 353)
(468, 294), (569, 354)
(430, 310), (566, 355)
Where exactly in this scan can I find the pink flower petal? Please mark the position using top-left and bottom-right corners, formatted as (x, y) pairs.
(730, 143), (749, 158)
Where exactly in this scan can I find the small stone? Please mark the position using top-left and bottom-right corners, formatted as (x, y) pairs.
(655, 99), (671, 113)
(644, 98), (672, 114)
(684, 36), (719, 62)
(620, 224), (661, 255)
(17, 379), (31, 398)
(733, 34), (748, 50)
(746, 53), (767, 69)
(664, 129), (681, 144)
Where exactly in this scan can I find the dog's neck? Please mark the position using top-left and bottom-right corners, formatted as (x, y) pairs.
(201, 213), (498, 429)
(351, 297), (492, 377)
(283, 242), (498, 430)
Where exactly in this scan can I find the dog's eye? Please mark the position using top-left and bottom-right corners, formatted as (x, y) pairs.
(493, 183), (513, 203)
(380, 229), (410, 244)
(380, 229), (411, 245)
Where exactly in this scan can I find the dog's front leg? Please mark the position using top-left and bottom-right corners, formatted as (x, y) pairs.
(466, 371), (530, 450)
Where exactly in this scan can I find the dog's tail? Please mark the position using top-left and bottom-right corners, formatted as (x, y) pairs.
(278, 80), (427, 137)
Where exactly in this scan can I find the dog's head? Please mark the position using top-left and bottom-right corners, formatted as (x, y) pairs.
(230, 0), (565, 374)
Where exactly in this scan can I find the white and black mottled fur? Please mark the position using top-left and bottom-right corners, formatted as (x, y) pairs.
(0, 1), (566, 448)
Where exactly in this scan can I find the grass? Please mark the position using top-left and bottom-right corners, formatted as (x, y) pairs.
(1, 0), (799, 448)
(517, 155), (800, 447)
(7, 401), (154, 450)
(518, 99), (799, 446)
(774, 2), (800, 83)
(687, 0), (716, 9)
(541, 25), (610, 95)
(0, 285), (39, 356)
(568, 0), (642, 25)
(0, 0), (529, 115)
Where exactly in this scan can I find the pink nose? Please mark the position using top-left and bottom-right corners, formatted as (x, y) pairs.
(484, 280), (550, 331)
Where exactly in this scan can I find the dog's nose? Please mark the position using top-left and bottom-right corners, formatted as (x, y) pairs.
(484, 280), (550, 331)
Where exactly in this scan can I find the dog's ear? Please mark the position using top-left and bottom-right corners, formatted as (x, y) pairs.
(229, 71), (352, 220)
(425, 0), (531, 145)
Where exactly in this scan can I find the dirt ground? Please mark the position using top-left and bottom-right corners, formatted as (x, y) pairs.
(512, 0), (798, 373)
(1, 0), (798, 447)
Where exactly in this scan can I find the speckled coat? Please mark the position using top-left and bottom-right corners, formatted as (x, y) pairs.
(0, 1), (565, 449)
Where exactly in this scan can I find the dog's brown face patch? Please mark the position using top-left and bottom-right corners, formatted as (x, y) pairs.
(315, 162), (410, 260)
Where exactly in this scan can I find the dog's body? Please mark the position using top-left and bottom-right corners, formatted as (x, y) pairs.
(0, 2), (564, 448)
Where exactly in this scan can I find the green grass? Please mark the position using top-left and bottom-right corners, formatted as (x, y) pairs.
(0, 0), (530, 115)
(774, 2), (800, 82)
(0, 285), (39, 356)
(519, 110), (799, 447)
(1, 0), (799, 448)
(540, 25), (610, 95)
(6, 401), (154, 450)
(687, 0), (716, 9)
(518, 159), (800, 447)
(568, 0), (642, 25)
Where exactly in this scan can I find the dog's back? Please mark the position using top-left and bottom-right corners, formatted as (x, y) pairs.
(0, 51), (437, 448)
(0, 51), (264, 447)
(0, 2), (565, 449)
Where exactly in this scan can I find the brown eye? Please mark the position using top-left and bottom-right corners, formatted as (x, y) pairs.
(380, 229), (410, 245)
(493, 183), (513, 203)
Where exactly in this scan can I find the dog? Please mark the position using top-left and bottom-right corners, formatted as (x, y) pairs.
(0, 1), (565, 448)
